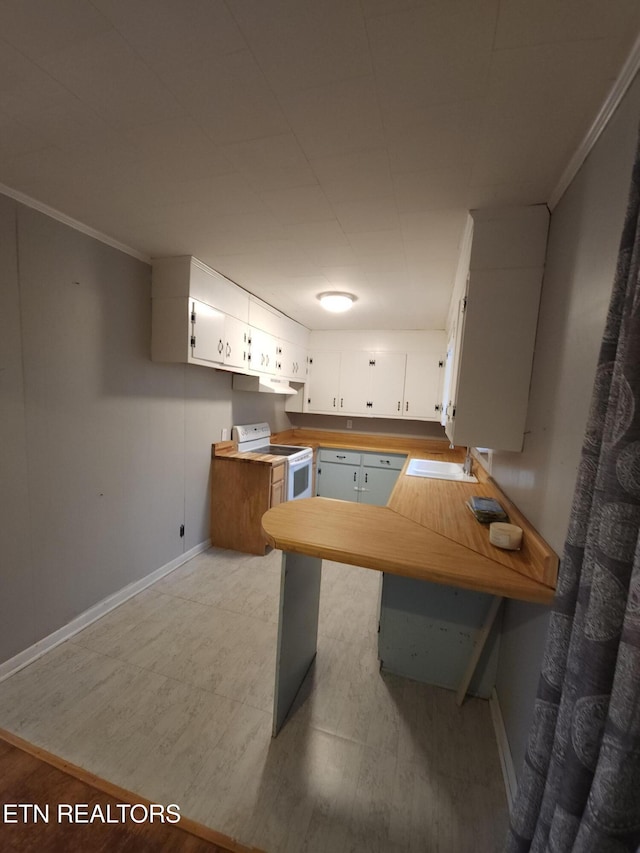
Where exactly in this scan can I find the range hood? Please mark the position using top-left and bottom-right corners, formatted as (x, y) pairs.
(232, 374), (300, 395)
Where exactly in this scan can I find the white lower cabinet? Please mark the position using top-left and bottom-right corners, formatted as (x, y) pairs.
(316, 449), (405, 506)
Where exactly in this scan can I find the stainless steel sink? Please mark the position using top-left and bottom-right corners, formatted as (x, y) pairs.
(405, 458), (478, 483)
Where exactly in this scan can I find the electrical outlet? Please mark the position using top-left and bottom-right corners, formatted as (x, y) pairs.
(346, 420), (353, 429)
(221, 428), (229, 441)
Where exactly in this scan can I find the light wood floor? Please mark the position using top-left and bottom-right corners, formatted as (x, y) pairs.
(0, 547), (508, 852)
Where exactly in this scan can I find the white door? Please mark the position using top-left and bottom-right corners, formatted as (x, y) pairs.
(190, 299), (225, 365)
(403, 349), (444, 420)
(339, 351), (372, 414)
(281, 341), (307, 381)
(307, 352), (340, 412)
(370, 352), (406, 416)
(249, 327), (277, 375)
(223, 316), (249, 370)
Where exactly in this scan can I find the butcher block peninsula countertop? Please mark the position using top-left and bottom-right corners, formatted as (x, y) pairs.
(261, 429), (558, 605)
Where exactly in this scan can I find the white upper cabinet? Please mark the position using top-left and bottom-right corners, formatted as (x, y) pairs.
(190, 299), (226, 365)
(278, 339), (308, 381)
(248, 327), (278, 375)
(304, 331), (445, 421)
(223, 315), (250, 370)
(151, 257), (308, 382)
(445, 205), (549, 451)
(248, 296), (310, 379)
(370, 352), (407, 416)
(340, 352), (406, 416)
(403, 349), (445, 420)
(306, 351), (341, 412)
(338, 352), (372, 413)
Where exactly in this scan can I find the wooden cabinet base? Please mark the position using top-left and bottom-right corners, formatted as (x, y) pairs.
(211, 457), (284, 555)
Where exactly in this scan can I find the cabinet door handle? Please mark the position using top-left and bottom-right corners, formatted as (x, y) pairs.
(340, 398), (343, 408)
(380, 459), (390, 465)
(333, 397), (336, 407)
(405, 401), (409, 412)
(397, 401), (400, 411)
(226, 342), (231, 357)
(337, 455), (346, 459)
(365, 472), (368, 483)
(218, 339), (223, 354)
(353, 472), (357, 482)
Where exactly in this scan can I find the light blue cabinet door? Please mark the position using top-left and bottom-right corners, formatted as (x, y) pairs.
(359, 467), (400, 506)
(316, 462), (360, 501)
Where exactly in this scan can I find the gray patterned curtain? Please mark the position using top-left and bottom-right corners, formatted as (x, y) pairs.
(506, 132), (640, 851)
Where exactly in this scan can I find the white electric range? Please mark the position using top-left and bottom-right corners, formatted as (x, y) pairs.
(231, 422), (313, 501)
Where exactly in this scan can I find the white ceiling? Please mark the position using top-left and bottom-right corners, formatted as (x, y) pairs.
(1, 1), (639, 330)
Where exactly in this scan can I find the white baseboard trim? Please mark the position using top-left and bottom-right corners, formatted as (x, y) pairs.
(489, 687), (518, 810)
(0, 540), (211, 683)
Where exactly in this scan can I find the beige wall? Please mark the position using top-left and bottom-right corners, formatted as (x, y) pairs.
(492, 72), (640, 778)
(0, 199), (291, 665)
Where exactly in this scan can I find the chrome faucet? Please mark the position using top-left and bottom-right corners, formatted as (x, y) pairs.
(463, 446), (473, 477)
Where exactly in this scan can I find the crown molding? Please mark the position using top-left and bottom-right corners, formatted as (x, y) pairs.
(0, 182), (150, 264)
(549, 32), (640, 210)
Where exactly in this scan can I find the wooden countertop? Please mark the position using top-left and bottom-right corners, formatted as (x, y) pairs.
(262, 498), (554, 604)
(260, 428), (558, 605)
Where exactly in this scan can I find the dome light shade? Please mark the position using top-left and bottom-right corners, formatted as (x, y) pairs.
(317, 291), (356, 313)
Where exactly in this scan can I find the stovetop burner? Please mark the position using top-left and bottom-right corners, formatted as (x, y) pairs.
(256, 444), (304, 457)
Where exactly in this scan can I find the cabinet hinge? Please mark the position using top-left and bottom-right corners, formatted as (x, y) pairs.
(462, 296), (467, 312)
(190, 335), (196, 348)
(318, 467), (321, 475)
(369, 359), (376, 366)
(190, 311), (196, 324)
(438, 360), (444, 368)
(309, 357), (313, 365)
(434, 404), (441, 412)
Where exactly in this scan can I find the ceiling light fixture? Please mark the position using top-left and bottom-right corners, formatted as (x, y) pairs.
(317, 291), (357, 313)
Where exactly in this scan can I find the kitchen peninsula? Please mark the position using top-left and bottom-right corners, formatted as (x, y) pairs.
(260, 429), (557, 735)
